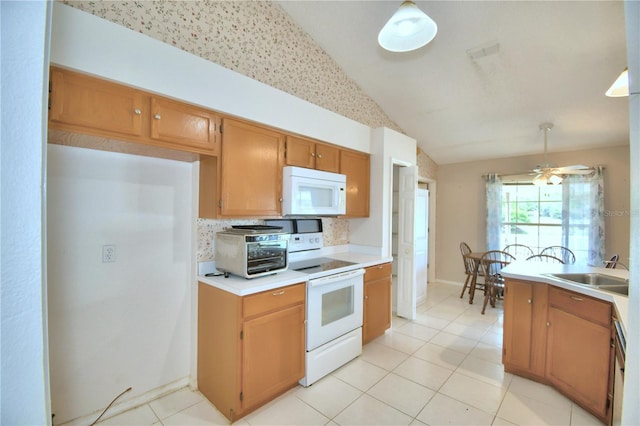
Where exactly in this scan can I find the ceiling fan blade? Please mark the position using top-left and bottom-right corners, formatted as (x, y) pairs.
(558, 169), (595, 175)
(556, 164), (590, 171)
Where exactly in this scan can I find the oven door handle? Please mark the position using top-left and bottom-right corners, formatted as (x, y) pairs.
(308, 268), (365, 287)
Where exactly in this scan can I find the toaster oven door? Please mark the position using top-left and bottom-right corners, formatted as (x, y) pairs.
(246, 240), (288, 276)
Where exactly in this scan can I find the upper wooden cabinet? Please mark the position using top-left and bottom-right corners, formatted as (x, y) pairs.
(49, 67), (146, 138)
(48, 67), (220, 156)
(285, 135), (340, 173)
(219, 118), (285, 217)
(340, 149), (370, 217)
(149, 97), (219, 154)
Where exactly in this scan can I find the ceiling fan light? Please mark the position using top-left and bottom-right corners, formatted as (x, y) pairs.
(378, 1), (437, 53)
(605, 68), (629, 97)
(532, 175), (547, 186)
(549, 174), (563, 185)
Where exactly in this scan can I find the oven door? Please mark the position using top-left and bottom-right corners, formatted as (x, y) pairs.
(306, 268), (364, 351)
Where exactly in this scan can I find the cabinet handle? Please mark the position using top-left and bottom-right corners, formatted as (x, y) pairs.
(570, 295), (583, 302)
(272, 290), (285, 296)
(311, 152), (315, 157)
(134, 108), (142, 115)
(317, 154), (323, 159)
(527, 298), (532, 304)
(154, 114), (161, 120)
(546, 321), (550, 327)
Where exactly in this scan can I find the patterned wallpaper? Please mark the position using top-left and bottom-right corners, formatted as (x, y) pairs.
(60, 0), (437, 260)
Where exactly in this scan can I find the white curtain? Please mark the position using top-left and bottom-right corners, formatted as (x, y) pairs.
(562, 166), (605, 265)
(485, 174), (503, 251)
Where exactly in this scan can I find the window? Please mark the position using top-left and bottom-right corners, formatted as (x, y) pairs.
(487, 169), (605, 266)
(501, 183), (564, 255)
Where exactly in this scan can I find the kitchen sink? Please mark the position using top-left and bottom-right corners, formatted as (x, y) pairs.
(546, 273), (629, 296)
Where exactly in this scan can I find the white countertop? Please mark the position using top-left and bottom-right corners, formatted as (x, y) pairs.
(198, 247), (392, 297)
(501, 261), (629, 336)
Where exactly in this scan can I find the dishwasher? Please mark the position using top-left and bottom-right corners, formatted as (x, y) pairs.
(612, 319), (625, 426)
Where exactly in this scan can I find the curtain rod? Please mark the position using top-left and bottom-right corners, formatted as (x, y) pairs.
(482, 165), (604, 180)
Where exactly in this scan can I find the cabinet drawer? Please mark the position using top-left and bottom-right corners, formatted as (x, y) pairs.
(365, 263), (392, 282)
(549, 287), (611, 327)
(243, 283), (305, 319)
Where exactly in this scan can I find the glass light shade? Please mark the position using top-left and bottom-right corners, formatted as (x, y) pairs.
(532, 175), (546, 186)
(548, 174), (563, 185)
(378, 1), (437, 52)
(606, 68), (629, 97)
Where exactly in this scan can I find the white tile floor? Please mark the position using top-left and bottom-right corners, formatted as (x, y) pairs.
(97, 282), (603, 426)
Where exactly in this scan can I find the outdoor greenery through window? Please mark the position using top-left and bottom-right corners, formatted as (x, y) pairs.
(501, 182), (586, 262)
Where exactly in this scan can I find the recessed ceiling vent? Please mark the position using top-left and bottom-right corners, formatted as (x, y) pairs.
(466, 42), (500, 60)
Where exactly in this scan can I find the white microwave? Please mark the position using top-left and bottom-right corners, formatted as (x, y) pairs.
(282, 166), (346, 216)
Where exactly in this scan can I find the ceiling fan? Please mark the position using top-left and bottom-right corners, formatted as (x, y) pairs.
(531, 122), (594, 186)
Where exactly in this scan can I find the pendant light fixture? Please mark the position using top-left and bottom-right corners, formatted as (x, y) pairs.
(378, 1), (437, 53)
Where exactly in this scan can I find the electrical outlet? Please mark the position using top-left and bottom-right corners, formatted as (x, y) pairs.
(102, 245), (116, 263)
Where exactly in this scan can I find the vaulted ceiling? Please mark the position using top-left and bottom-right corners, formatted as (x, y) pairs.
(278, 1), (629, 165)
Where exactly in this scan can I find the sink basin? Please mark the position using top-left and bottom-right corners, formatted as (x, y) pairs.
(546, 273), (629, 296)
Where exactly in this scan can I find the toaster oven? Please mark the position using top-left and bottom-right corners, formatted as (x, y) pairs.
(215, 226), (289, 278)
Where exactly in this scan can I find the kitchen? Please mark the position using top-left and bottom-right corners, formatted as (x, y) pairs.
(2, 2), (638, 426)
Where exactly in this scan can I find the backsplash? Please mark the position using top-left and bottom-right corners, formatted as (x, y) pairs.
(197, 218), (349, 262)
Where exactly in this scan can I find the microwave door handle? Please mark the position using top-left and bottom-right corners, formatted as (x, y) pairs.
(309, 268), (365, 287)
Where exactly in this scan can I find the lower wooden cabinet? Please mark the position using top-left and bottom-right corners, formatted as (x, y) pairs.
(363, 263), (392, 344)
(503, 279), (613, 424)
(546, 287), (612, 421)
(197, 282), (305, 422)
(503, 279), (548, 379)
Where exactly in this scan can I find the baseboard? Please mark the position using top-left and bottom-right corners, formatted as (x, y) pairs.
(59, 377), (191, 426)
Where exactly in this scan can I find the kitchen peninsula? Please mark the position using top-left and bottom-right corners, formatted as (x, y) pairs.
(500, 262), (629, 424)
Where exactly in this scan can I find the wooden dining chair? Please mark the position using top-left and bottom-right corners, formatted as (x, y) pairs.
(604, 254), (619, 268)
(503, 243), (534, 259)
(459, 242), (485, 299)
(479, 250), (516, 314)
(541, 246), (576, 264)
(526, 254), (564, 264)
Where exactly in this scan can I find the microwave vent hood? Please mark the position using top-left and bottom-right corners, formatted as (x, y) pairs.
(282, 166), (346, 216)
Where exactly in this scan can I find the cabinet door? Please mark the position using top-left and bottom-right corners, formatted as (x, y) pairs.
(49, 67), (145, 138)
(363, 263), (392, 344)
(340, 150), (370, 217)
(242, 303), (305, 411)
(220, 119), (285, 217)
(150, 97), (220, 155)
(546, 306), (611, 419)
(285, 136), (315, 169)
(503, 279), (534, 371)
(315, 144), (340, 173)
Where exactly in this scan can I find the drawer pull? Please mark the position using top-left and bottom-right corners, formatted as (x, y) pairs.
(272, 290), (285, 296)
(570, 295), (584, 302)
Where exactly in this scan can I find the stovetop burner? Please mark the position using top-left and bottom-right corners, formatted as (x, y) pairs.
(290, 257), (357, 273)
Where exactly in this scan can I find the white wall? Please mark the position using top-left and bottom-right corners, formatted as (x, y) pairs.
(622, 0), (639, 423)
(350, 127), (416, 255)
(0, 1), (51, 424)
(47, 145), (193, 424)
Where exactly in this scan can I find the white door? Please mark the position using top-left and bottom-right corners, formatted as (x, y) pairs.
(416, 189), (429, 304)
(397, 166), (417, 319)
